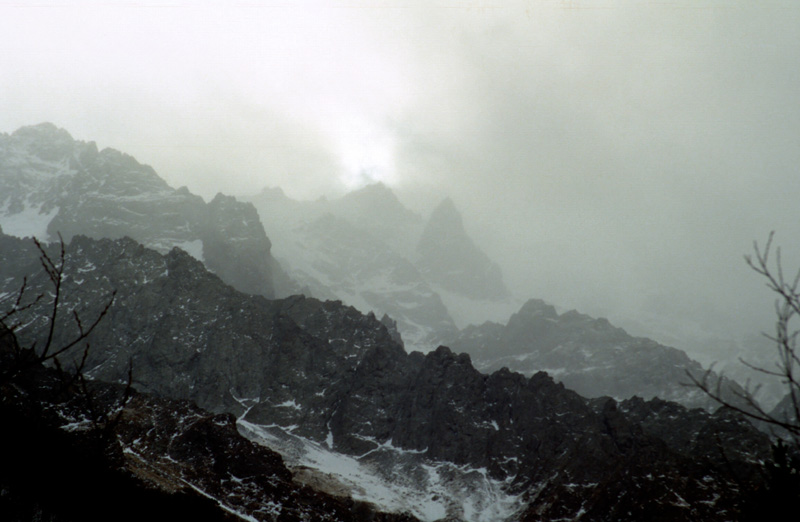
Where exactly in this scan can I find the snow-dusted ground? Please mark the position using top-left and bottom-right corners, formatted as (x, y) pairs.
(238, 421), (523, 522)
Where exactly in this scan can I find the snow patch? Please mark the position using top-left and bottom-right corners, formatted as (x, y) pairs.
(0, 201), (58, 240)
(181, 477), (262, 522)
(238, 420), (522, 522)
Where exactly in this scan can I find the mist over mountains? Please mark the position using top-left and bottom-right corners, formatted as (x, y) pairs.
(0, 123), (795, 520)
(244, 182), (517, 351)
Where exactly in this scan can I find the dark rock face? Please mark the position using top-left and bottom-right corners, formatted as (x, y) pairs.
(1, 232), (404, 419)
(449, 298), (748, 410)
(416, 198), (508, 300)
(202, 192), (276, 298)
(615, 396), (771, 469)
(0, 231), (775, 520)
(0, 327), (417, 522)
(0, 122), (279, 298)
(769, 390), (800, 426)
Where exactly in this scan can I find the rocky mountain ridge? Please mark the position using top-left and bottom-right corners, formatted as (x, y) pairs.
(0, 324), (417, 522)
(244, 184), (517, 350)
(448, 298), (749, 410)
(0, 123), (286, 298)
(0, 230), (775, 521)
(416, 197), (508, 301)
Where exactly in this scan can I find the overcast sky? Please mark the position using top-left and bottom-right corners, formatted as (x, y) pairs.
(2, 0), (800, 354)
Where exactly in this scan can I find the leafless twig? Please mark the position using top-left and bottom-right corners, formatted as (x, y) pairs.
(690, 232), (800, 444)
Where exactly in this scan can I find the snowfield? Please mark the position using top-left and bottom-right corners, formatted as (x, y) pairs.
(0, 200), (59, 240)
(238, 420), (524, 522)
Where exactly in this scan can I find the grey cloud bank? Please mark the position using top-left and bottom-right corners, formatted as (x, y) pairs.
(2, 0), (799, 361)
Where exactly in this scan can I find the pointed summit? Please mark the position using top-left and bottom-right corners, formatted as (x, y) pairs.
(254, 186), (287, 202)
(419, 197), (462, 238)
(417, 198), (509, 300)
(10, 123), (76, 161)
(11, 122), (72, 141)
(333, 183), (423, 254)
(338, 182), (408, 217)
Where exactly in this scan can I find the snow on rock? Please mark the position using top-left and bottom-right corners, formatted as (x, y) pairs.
(0, 200), (59, 239)
(238, 420), (522, 522)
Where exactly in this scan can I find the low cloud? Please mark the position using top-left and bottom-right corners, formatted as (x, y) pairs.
(2, 0), (798, 352)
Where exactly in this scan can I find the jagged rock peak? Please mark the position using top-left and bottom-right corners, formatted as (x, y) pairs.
(8, 123), (137, 169)
(426, 197), (463, 232)
(0, 125), (281, 299)
(450, 297), (754, 411)
(511, 299), (621, 332)
(9, 122), (77, 161)
(515, 298), (559, 319)
(11, 122), (73, 142)
(342, 182), (399, 204)
(380, 313), (404, 346)
(255, 186), (287, 201)
(0, 230), (775, 521)
(338, 182), (420, 225)
(208, 192), (265, 228)
(417, 197), (509, 300)
(427, 344), (472, 366)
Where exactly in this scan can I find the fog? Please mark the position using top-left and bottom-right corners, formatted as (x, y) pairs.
(3, 0), (800, 360)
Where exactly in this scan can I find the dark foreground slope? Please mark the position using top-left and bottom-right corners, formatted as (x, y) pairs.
(0, 325), (417, 522)
(0, 231), (775, 521)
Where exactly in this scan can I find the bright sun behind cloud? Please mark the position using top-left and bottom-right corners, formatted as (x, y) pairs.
(335, 115), (397, 190)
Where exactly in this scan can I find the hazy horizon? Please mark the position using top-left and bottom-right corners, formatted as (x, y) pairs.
(3, 0), (800, 360)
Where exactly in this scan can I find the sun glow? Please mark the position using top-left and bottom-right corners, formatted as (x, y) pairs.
(336, 116), (397, 190)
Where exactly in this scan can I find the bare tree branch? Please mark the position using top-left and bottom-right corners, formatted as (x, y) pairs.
(694, 232), (800, 445)
(0, 236), (115, 384)
(0, 234), (135, 447)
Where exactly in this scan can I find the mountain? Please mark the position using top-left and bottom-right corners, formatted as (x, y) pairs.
(244, 185), (517, 350)
(334, 182), (423, 257)
(416, 197), (509, 301)
(0, 325), (417, 522)
(0, 123), (286, 298)
(447, 299), (750, 410)
(0, 230), (774, 521)
(244, 185), (459, 349)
